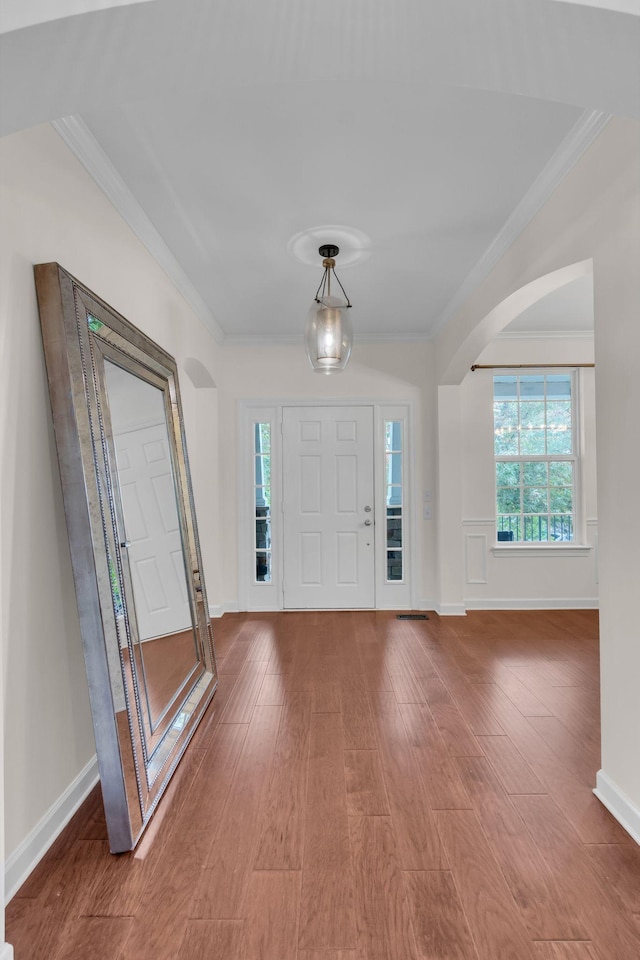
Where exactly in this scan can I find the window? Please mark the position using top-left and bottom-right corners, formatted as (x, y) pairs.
(494, 374), (575, 542)
(385, 420), (404, 580)
(254, 422), (271, 581)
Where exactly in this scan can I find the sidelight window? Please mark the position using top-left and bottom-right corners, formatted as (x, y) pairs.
(254, 422), (272, 581)
(385, 420), (404, 580)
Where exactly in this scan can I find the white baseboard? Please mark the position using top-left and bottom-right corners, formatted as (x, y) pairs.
(1, 943), (14, 960)
(594, 770), (640, 846)
(418, 600), (466, 616)
(209, 601), (240, 619)
(437, 604), (467, 616)
(464, 596), (599, 611)
(5, 756), (99, 904)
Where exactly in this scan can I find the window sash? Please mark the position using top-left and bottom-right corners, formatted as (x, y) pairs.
(493, 373), (577, 543)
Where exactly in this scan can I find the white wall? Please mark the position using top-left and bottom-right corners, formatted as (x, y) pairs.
(2, 111), (639, 936)
(212, 340), (438, 610)
(0, 122), (441, 899)
(0, 124), (222, 882)
(434, 116), (640, 840)
(592, 189), (640, 836)
(459, 336), (598, 608)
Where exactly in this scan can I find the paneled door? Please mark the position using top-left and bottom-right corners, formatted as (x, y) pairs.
(282, 405), (375, 608)
(114, 423), (192, 639)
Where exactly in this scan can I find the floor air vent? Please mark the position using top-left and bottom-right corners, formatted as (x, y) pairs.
(396, 614), (429, 620)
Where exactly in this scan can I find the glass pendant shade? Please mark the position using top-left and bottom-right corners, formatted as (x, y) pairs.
(305, 295), (353, 374)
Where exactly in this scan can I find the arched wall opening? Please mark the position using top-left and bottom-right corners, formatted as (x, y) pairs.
(438, 259), (593, 385)
(433, 117), (640, 844)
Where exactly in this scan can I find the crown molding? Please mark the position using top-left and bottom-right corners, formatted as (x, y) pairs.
(52, 108), (609, 351)
(433, 109), (610, 338)
(223, 330), (433, 346)
(496, 329), (594, 341)
(51, 115), (226, 344)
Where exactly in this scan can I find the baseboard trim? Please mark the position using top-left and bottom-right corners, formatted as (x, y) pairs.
(594, 770), (640, 846)
(433, 603), (467, 617)
(464, 597), (599, 610)
(418, 600), (466, 616)
(5, 756), (99, 903)
(209, 601), (240, 619)
(1, 943), (14, 960)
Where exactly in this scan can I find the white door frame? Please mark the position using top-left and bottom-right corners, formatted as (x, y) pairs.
(238, 399), (417, 612)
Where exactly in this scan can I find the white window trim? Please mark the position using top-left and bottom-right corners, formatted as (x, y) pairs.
(492, 543), (592, 557)
(493, 368), (588, 548)
(238, 404), (281, 611)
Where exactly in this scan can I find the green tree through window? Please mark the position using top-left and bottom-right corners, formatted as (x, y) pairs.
(494, 374), (575, 542)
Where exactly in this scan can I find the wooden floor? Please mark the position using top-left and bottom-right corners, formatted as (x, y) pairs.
(7, 610), (640, 959)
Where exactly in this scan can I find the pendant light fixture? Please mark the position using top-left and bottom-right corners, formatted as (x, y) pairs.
(304, 244), (353, 373)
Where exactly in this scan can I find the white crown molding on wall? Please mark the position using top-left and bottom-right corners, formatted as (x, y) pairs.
(224, 330), (432, 347)
(497, 329), (595, 341)
(433, 109), (610, 338)
(51, 116), (226, 344)
(54, 108), (609, 351)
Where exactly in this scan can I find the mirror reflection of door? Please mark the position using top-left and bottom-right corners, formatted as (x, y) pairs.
(103, 360), (200, 733)
(282, 405), (375, 609)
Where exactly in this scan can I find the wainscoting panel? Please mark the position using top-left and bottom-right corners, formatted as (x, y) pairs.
(465, 534), (488, 584)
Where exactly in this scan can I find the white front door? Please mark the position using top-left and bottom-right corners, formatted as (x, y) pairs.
(282, 405), (375, 609)
(114, 423), (192, 639)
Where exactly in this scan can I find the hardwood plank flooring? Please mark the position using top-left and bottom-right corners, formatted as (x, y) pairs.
(298, 712), (356, 951)
(344, 749), (390, 816)
(403, 870), (478, 960)
(349, 815), (418, 958)
(193, 705), (281, 920)
(253, 692), (312, 870)
(176, 920), (244, 959)
(6, 609), (639, 960)
(434, 808), (537, 959)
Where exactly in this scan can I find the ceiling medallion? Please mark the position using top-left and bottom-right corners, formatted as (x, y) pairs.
(287, 225), (371, 268)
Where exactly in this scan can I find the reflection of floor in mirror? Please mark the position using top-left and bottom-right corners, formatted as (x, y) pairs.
(121, 629), (200, 726)
(7, 610), (640, 960)
(115, 709), (138, 797)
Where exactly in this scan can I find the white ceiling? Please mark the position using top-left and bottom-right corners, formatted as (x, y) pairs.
(1, 0), (638, 344)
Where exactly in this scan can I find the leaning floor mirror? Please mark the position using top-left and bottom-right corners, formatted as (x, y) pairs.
(34, 263), (218, 853)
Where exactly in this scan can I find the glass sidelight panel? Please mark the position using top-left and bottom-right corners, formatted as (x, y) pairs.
(254, 422), (272, 582)
(385, 421), (404, 581)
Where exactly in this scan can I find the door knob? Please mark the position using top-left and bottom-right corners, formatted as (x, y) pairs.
(364, 518), (372, 526)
